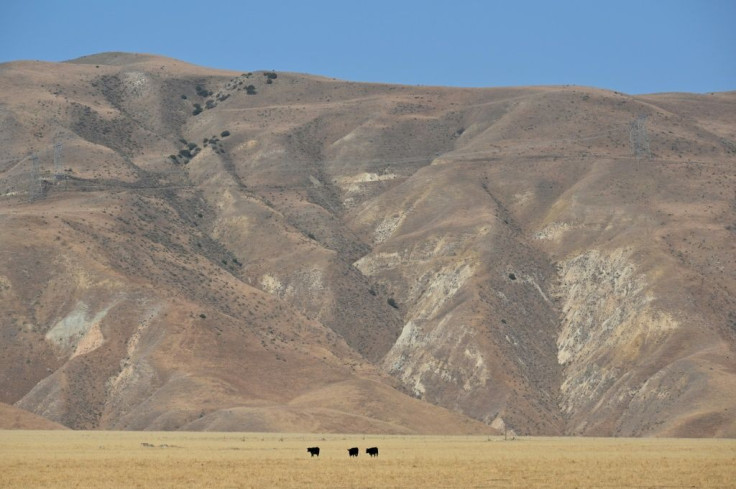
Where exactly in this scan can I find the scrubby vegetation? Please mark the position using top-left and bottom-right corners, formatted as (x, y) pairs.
(195, 85), (213, 98)
(203, 133), (227, 155)
(168, 138), (201, 164)
(167, 129), (232, 163)
(187, 71), (278, 115)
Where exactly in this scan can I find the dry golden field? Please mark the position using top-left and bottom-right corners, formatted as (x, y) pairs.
(0, 430), (734, 489)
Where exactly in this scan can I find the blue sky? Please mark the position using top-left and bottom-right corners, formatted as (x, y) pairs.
(1, 0), (734, 94)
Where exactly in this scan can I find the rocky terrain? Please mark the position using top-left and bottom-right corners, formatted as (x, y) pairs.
(1, 52), (734, 436)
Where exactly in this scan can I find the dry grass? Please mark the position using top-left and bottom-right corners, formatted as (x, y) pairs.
(0, 431), (734, 489)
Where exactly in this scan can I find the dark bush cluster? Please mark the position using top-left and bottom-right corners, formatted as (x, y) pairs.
(264, 72), (277, 84)
(203, 133), (228, 155)
(188, 84), (224, 115)
(168, 138), (202, 164)
(188, 71), (279, 117)
(168, 130), (230, 162)
(188, 81), (241, 116)
(195, 85), (213, 97)
(224, 73), (252, 90)
(222, 71), (277, 95)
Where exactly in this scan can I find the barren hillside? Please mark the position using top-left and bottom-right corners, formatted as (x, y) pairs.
(1, 53), (734, 436)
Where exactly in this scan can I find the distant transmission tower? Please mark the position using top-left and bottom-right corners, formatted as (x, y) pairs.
(29, 153), (41, 202)
(53, 142), (63, 181)
(629, 115), (651, 159)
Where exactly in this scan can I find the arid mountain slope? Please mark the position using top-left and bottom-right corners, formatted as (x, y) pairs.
(0, 402), (69, 430)
(1, 53), (734, 436)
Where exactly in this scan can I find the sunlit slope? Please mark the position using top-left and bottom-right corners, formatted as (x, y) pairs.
(1, 54), (734, 435)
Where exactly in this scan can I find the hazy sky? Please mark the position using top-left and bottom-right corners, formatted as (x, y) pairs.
(1, 0), (734, 94)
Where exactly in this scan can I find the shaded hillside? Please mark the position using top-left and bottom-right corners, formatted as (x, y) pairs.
(0, 53), (734, 436)
(0, 402), (69, 430)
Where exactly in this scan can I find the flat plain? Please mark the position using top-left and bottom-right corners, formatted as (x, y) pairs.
(0, 431), (734, 489)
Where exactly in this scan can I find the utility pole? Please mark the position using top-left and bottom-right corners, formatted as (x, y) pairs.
(629, 115), (651, 159)
(53, 142), (63, 181)
(29, 154), (41, 202)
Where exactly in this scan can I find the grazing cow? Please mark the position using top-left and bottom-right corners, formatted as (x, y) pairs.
(348, 447), (359, 457)
(307, 446), (320, 457)
(366, 447), (379, 457)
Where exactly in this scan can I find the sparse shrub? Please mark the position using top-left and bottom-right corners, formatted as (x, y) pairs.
(192, 103), (203, 115)
(264, 71), (277, 80)
(508, 273), (517, 281)
(195, 85), (213, 97)
(220, 130), (230, 137)
(181, 94), (187, 100)
(199, 313), (207, 319)
(245, 85), (256, 95)
(387, 298), (399, 309)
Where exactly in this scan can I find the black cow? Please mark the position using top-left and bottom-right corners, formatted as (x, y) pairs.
(366, 447), (379, 457)
(307, 446), (320, 457)
(348, 447), (359, 457)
